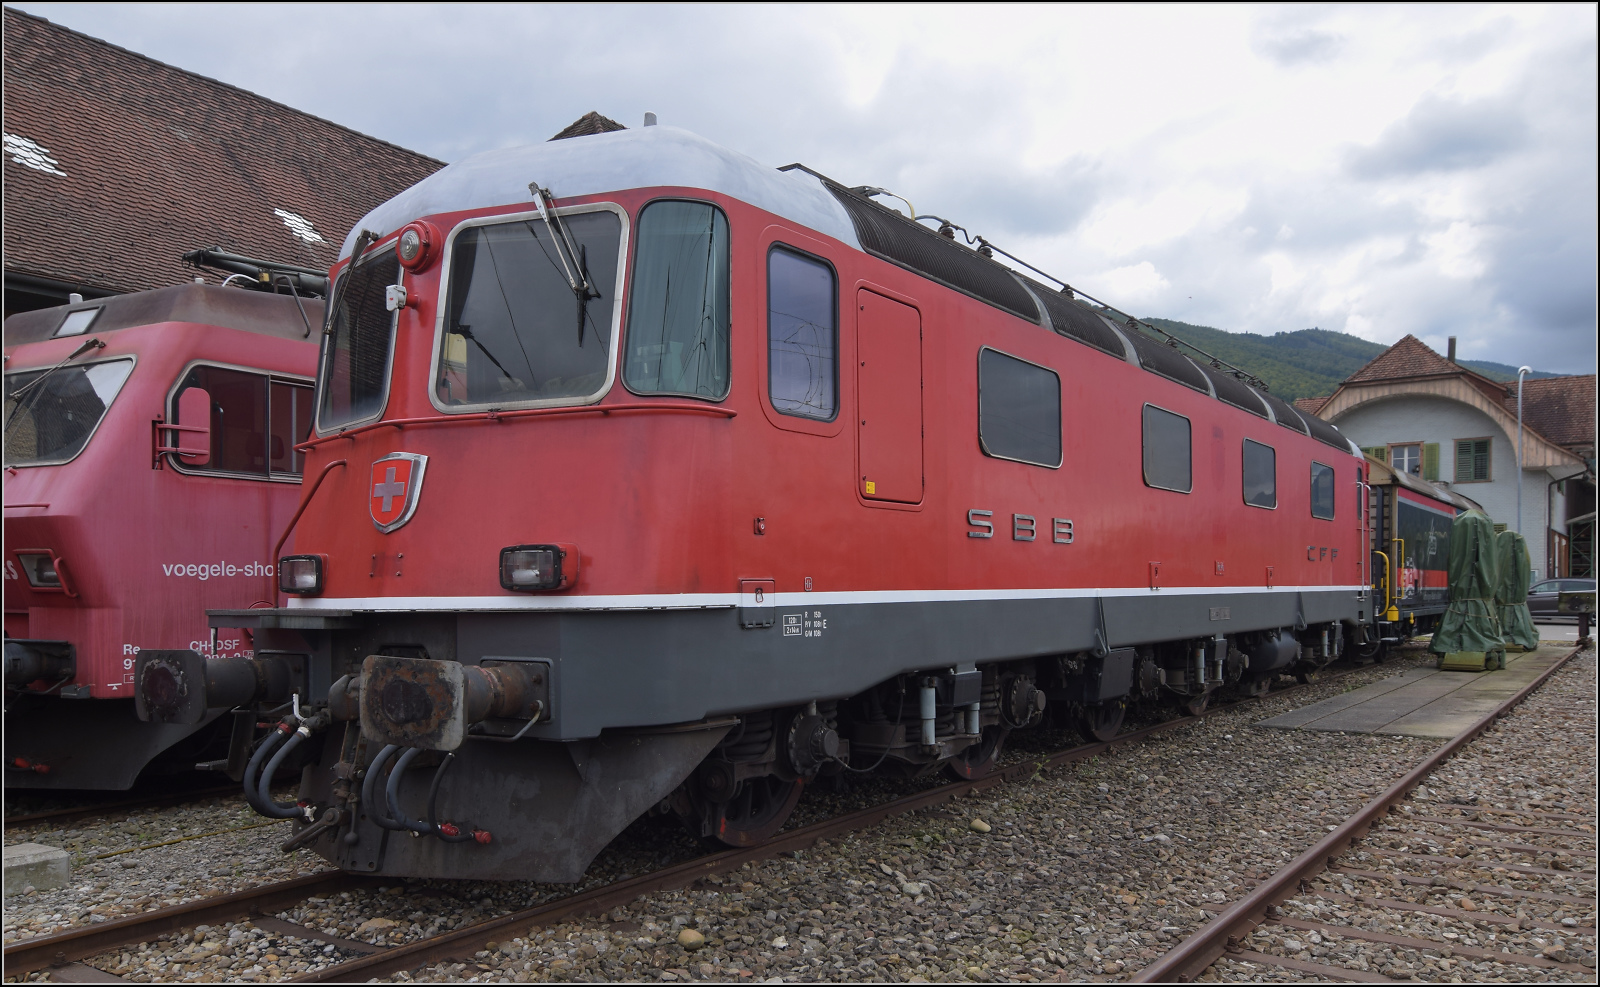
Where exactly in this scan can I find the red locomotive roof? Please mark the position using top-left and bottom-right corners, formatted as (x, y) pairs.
(3, 283), (323, 347)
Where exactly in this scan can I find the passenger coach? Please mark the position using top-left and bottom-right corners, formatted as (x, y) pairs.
(137, 125), (1370, 881)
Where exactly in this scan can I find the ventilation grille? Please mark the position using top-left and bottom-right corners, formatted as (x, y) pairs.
(825, 187), (1040, 323)
(1123, 330), (1211, 393)
(1027, 285), (1127, 359)
(1259, 391), (1311, 435)
(1194, 363), (1268, 418)
(1296, 406), (1351, 452)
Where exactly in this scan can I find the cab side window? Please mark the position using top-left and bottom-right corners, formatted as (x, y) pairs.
(767, 246), (838, 420)
(173, 365), (313, 478)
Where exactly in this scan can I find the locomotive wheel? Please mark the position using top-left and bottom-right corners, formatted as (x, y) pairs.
(1076, 702), (1125, 743)
(706, 776), (804, 848)
(945, 726), (1010, 781)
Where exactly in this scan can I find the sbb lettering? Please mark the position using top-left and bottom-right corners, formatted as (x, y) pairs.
(968, 508), (1074, 544)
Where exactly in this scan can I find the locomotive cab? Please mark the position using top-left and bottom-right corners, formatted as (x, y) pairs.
(4, 282), (320, 789)
(149, 125), (1369, 882)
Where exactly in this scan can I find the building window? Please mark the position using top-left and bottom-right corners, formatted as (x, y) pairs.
(1454, 438), (1491, 483)
(1142, 404), (1191, 493)
(1311, 462), (1336, 520)
(978, 348), (1061, 468)
(1242, 438), (1276, 509)
(1390, 443), (1421, 476)
(767, 246), (837, 420)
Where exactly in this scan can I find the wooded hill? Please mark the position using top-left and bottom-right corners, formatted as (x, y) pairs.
(1136, 319), (1559, 401)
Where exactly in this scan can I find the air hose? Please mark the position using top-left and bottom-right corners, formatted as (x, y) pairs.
(360, 744), (405, 831)
(384, 747), (434, 835)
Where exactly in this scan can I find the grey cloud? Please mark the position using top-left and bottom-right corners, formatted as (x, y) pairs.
(1344, 93), (1529, 178)
(1253, 27), (1344, 66)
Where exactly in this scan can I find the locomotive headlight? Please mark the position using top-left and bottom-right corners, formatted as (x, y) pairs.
(14, 553), (60, 588)
(395, 221), (439, 272)
(500, 544), (578, 592)
(278, 555), (326, 595)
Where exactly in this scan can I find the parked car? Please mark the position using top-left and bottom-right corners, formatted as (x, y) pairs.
(1527, 578), (1598, 618)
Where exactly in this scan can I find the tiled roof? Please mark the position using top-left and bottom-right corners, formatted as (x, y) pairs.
(1293, 396), (1329, 416)
(1344, 334), (1460, 382)
(2, 7), (444, 298)
(1506, 375), (1597, 451)
(550, 112), (627, 141)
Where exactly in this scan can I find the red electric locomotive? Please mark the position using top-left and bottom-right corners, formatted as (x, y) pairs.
(138, 125), (1370, 881)
(5, 270), (321, 789)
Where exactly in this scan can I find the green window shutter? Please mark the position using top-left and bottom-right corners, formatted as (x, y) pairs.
(1474, 439), (1490, 480)
(1454, 439), (1490, 481)
(1361, 446), (1385, 462)
(1422, 442), (1439, 481)
(1455, 440), (1472, 482)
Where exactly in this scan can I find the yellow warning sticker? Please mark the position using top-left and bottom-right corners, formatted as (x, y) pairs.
(864, 480), (876, 495)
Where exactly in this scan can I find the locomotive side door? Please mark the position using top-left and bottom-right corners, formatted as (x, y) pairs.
(855, 290), (923, 504)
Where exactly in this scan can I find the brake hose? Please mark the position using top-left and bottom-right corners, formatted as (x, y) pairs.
(243, 724), (291, 817)
(384, 747), (434, 835)
(360, 744), (405, 831)
(256, 726), (311, 819)
(426, 753), (479, 843)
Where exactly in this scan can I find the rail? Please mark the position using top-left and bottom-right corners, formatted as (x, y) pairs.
(1131, 643), (1582, 983)
(1, 665), (1368, 981)
(294, 402), (737, 453)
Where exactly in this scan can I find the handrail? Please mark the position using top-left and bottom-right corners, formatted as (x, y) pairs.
(267, 459), (348, 602)
(1373, 549), (1391, 615)
(3, 503), (49, 509)
(295, 402), (735, 453)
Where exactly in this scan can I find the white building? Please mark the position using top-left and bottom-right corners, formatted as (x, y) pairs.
(1296, 335), (1595, 579)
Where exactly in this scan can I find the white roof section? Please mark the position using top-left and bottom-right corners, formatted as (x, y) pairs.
(340, 126), (861, 258)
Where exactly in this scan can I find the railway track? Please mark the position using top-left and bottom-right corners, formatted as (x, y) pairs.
(3, 786), (242, 832)
(7, 666), (1375, 983)
(1134, 644), (1591, 983)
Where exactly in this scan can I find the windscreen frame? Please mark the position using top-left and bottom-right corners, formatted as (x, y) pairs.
(426, 202), (631, 415)
(2, 354), (137, 468)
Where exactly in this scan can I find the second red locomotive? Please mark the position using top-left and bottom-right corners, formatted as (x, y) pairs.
(140, 124), (1369, 881)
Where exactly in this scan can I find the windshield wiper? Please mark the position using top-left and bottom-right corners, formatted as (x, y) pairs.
(323, 229), (379, 336)
(528, 184), (601, 348)
(4, 337), (107, 440)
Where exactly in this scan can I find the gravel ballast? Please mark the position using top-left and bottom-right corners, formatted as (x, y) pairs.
(8, 645), (1590, 984)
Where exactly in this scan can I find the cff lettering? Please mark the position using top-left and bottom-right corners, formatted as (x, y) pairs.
(161, 560), (274, 581)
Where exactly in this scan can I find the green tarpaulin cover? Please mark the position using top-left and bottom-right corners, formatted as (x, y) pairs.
(1494, 529), (1539, 649)
(1431, 510), (1504, 654)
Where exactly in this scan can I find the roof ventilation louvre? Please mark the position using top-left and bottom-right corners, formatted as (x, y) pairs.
(823, 185), (1040, 324)
(1121, 329), (1211, 394)
(1259, 391), (1312, 435)
(1025, 282), (1127, 359)
(1194, 363), (1270, 418)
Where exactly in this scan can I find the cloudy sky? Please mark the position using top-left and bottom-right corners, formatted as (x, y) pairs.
(16, 3), (1598, 373)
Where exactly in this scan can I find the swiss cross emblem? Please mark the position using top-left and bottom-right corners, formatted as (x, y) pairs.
(370, 453), (428, 533)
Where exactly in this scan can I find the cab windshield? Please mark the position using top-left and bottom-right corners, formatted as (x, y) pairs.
(318, 247), (399, 431)
(436, 208), (622, 407)
(3, 358), (135, 466)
